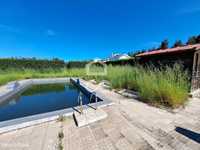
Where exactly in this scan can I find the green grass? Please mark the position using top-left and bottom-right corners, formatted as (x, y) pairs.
(0, 64), (190, 108)
(0, 68), (86, 85)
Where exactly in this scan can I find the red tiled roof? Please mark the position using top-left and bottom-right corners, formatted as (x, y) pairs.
(136, 44), (200, 57)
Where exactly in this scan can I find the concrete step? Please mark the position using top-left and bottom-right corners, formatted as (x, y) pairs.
(73, 107), (107, 127)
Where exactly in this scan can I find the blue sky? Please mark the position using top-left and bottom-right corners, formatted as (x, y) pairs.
(0, 0), (200, 61)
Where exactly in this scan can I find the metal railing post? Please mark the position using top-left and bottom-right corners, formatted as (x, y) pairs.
(78, 92), (83, 114)
(80, 96), (83, 114)
(95, 96), (98, 110)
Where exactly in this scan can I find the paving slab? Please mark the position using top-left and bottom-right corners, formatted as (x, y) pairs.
(74, 108), (107, 127)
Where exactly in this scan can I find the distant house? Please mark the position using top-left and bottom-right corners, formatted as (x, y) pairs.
(93, 58), (102, 62)
(136, 44), (200, 91)
(106, 53), (131, 62)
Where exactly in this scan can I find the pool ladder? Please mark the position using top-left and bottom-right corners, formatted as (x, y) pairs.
(77, 91), (98, 114)
(77, 92), (83, 114)
(89, 91), (98, 110)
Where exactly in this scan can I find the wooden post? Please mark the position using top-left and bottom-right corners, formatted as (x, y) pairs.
(192, 50), (200, 91)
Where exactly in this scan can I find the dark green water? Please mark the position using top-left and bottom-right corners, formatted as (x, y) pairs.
(0, 83), (96, 122)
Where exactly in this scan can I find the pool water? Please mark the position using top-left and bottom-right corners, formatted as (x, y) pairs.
(0, 83), (98, 122)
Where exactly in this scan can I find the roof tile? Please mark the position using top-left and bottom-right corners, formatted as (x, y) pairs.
(136, 44), (200, 57)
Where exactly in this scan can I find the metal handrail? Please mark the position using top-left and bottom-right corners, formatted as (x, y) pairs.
(89, 91), (98, 110)
(77, 92), (83, 114)
(89, 91), (96, 103)
(76, 78), (99, 110)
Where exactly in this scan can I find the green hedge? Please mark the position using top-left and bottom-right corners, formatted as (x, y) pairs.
(0, 58), (65, 70)
(66, 61), (90, 68)
(0, 58), (91, 70)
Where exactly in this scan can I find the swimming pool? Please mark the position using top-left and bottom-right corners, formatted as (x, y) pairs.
(0, 82), (101, 122)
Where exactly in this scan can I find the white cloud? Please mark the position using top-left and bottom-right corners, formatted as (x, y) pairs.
(46, 29), (55, 36)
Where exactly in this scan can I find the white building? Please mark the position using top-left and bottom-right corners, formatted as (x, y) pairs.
(106, 53), (131, 62)
(93, 58), (102, 62)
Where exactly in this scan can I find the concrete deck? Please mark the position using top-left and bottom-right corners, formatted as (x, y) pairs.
(0, 80), (200, 150)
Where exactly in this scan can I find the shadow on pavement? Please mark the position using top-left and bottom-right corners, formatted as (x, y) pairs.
(175, 126), (200, 144)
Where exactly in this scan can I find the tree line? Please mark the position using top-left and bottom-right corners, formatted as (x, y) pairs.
(129, 34), (200, 56)
(0, 58), (89, 70)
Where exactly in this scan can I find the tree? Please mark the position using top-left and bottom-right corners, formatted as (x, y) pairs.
(128, 50), (145, 57)
(187, 36), (197, 45)
(128, 52), (135, 57)
(159, 39), (169, 49)
(147, 47), (156, 52)
(196, 35), (200, 43)
(172, 40), (183, 48)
